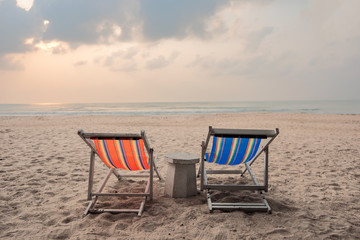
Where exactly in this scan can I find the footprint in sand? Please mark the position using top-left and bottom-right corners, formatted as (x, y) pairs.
(56, 172), (68, 177)
(116, 223), (130, 230)
(138, 221), (163, 232)
(61, 216), (76, 224)
(266, 228), (291, 237)
(47, 228), (71, 239)
(44, 192), (56, 197)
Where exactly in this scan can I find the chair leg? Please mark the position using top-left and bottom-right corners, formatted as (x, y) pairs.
(88, 150), (95, 200)
(152, 155), (163, 180)
(83, 168), (113, 217)
(206, 190), (213, 213)
(138, 197), (147, 217)
(138, 174), (152, 216)
(196, 160), (202, 178)
(153, 162), (162, 181)
(258, 191), (272, 214)
(83, 196), (98, 217)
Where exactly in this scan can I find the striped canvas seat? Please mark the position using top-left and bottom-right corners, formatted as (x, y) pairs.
(93, 139), (150, 171)
(206, 137), (262, 165)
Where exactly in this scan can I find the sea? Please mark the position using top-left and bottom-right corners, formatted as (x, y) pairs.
(0, 100), (359, 116)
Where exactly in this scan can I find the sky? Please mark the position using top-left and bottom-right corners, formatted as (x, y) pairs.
(0, 0), (359, 104)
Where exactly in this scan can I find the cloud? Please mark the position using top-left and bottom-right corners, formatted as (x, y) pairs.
(245, 26), (273, 52)
(100, 47), (142, 72)
(102, 48), (139, 71)
(146, 51), (179, 69)
(0, 0), (231, 70)
(0, 0), (43, 55)
(0, 55), (24, 71)
(74, 60), (87, 67)
(1, 0), (230, 55)
(38, 0), (140, 45)
(146, 56), (167, 69)
(101, 46), (179, 71)
(139, 0), (231, 40)
(123, 48), (139, 59)
(110, 62), (138, 72)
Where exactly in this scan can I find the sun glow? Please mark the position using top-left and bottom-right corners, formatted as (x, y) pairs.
(43, 20), (50, 31)
(25, 38), (34, 45)
(35, 41), (60, 51)
(34, 40), (69, 53)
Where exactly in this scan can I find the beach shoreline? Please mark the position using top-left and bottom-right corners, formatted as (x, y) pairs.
(1, 113), (359, 239)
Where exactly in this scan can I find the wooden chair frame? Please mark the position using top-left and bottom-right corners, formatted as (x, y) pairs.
(199, 126), (279, 213)
(78, 130), (162, 217)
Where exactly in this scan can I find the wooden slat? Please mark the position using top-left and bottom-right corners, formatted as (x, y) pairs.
(92, 193), (150, 197)
(89, 209), (140, 213)
(204, 184), (265, 191)
(118, 174), (149, 178)
(212, 202), (266, 206)
(211, 128), (277, 138)
(207, 170), (242, 174)
(211, 205), (268, 211)
(81, 132), (142, 139)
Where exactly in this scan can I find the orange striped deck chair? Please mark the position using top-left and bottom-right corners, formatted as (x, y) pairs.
(199, 126), (279, 213)
(78, 130), (162, 217)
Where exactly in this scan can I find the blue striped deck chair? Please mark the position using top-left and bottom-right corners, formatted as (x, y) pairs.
(199, 126), (279, 213)
(78, 130), (162, 217)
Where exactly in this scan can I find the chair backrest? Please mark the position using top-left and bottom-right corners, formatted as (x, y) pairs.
(92, 138), (150, 171)
(78, 130), (152, 171)
(205, 127), (279, 166)
(207, 136), (262, 165)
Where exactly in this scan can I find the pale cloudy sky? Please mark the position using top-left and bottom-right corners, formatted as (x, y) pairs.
(0, 0), (359, 103)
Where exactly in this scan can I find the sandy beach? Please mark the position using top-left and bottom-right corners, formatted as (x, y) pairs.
(1, 113), (359, 239)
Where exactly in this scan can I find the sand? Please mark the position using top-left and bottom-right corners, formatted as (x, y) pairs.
(1, 113), (359, 239)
